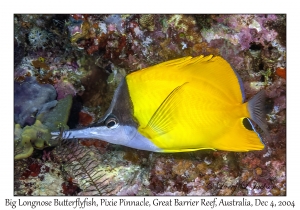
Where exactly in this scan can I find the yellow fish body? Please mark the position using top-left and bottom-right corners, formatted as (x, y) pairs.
(52, 55), (267, 152)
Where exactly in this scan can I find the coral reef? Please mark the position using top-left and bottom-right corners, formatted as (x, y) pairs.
(14, 14), (286, 196)
(15, 158), (65, 195)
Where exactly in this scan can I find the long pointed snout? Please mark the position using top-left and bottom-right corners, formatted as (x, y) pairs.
(51, 126), (118, 140)
(50, 124), (139, 147)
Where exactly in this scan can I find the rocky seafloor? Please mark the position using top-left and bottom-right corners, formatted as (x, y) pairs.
(14, 14), (286, 196)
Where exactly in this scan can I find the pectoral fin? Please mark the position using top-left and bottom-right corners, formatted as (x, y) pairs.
(140, 82), (188, 139)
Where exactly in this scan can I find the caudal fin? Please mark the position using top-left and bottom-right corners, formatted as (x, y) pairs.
(247, 90), (269, 136)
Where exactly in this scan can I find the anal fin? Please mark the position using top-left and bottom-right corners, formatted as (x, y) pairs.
(212, 118), (265, 151)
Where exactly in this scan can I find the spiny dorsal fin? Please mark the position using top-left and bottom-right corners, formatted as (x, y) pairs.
(156, 55), (212, 69)
(140, 82), (188, 139)
(151, 55), (243, 104)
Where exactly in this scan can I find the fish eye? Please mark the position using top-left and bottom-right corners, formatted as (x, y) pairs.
(105, 116), (119, 128)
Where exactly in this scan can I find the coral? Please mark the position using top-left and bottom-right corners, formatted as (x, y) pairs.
(31, 59), (58, 85)
(202, 14), (282, 56)
(61, 177), (81, 195)
(70, 21), (90, 43)
(275, 67), (286, 79)
(117, 184), (139, 195)
(14, 77), (57, 127)
(193, 14), (213, 30)
(14, 95), (73, 160)
(28, 27), (49, 49)
(37, 94), (73, 132)
(54, 79), (77, 100)
(14, 120), (51, 160)
(14, 71), (32, 83)
(80, 139), (109, 154)
(31, 59), (50, 70)
(16, 158), (65, 195)
(104, 14), (124, 33)
(172, 160), (197, 181)
(78, 110), (94, 126)
(139, 15), (155, 31)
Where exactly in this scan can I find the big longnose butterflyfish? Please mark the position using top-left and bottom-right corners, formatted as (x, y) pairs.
(52, 55), (268, 152)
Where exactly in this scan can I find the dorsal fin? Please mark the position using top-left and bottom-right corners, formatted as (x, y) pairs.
(156, 56), (195, 67)
(183, 55), (244, 104)
(139, 82), (188, 139)
(128, 55), (244, 104)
